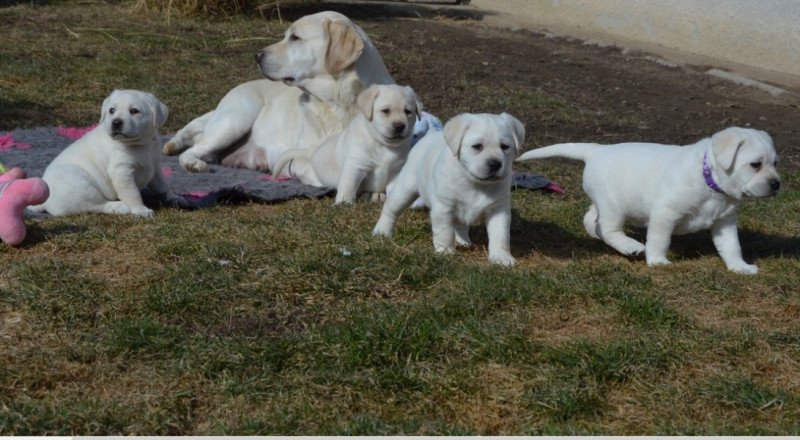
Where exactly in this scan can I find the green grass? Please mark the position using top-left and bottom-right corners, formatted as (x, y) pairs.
(2, 1), (800, 435)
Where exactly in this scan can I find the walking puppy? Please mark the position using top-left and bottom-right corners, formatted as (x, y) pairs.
(373, 113), (525, 266)
(33, 90), (173, 217)
(516, 127), (781, 274)
(274, 84), (420, 204)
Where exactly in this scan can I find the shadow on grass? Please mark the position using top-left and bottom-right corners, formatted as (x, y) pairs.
(0, 97), (56, 131)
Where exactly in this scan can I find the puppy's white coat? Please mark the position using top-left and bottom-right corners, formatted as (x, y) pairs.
(33, 90), (172, 217)
(163, 11), (394, 174)
(373, 113), (525, 266)
(516, 127), (781, 274)
(274, 84), (420, 204)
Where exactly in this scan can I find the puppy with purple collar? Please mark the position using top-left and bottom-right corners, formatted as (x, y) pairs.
(516, 127), (781, 274)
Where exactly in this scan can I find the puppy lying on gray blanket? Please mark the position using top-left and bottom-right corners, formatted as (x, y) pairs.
(32, 90), (174, 217)
(516, 127), (781, 274)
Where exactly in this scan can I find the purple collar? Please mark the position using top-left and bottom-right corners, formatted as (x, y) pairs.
(703, 151), (724, 194)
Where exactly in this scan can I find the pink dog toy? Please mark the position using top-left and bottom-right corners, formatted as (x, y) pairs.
(0, 166), (50, 245)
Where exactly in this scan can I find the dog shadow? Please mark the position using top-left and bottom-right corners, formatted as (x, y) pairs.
(668, 229), (800, 262)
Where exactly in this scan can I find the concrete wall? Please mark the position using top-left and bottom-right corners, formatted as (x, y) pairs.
(471, 0), (800, 86)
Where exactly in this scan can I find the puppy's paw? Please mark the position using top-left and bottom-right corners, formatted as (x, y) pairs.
(179, 152), (208, 173)
(489, 253), (517, 267)
(728, 263), (758, 275)
(372, 220), (394, 237)
(646, 257), (671, 267)
(370, 192), (386, 203)
(434, 245), (456, 255)
(622, 243), (646, 256)
(334, 197), (355, 206)
(455, 235), (472, 247)
(130, 207), (155, 218)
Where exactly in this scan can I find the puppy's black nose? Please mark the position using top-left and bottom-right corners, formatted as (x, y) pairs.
(393, 122), (406, 134)
(255, 50), (265, 64)
(487, 159), (502, 173)
(770, 179), (781, 191)
(111, 118), (122, 129)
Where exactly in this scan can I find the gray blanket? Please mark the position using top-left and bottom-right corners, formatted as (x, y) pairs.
(1, 126), (556, 210)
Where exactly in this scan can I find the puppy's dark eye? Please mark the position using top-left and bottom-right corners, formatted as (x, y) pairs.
(404, 109), (412, 116)
(130, 108), (140, 115)
(109, 108), (115, 115)
(750, 161), (762, 170)
(289, 34), (300, 42)
(471, 143), (483, 152)
(381, 109), (390, 115)
(500, 144), (511, 151)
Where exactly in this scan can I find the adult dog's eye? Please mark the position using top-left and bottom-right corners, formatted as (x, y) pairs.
(381, 109), (390, 115)
(109, 108), (115, 115)
(750, 161), (762, 170)
(471, 143), (483, 151)
(289, 34), (300, 42)
(500, 144), (511, 151)
(130, 108), (140, 115)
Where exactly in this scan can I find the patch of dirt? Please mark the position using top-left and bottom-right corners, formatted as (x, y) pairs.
(317, 4), (800, 169)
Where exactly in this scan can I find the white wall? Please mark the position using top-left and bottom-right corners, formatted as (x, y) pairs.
(471, 0), (800, 86)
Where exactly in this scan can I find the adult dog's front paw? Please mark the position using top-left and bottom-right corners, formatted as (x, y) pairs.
(179, 152), (208, 173)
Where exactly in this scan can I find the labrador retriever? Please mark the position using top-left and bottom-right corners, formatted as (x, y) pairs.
(163, 11), (394, 174)
(32, 90), (172, 217)
(516, 127), (781, 274)
(273, 84), (420, 204)
(373, 113), (526, 266)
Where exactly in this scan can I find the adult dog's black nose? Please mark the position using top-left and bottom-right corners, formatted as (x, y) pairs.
(770, 179), (781, 191)
(111, 118), (122, 129)
(393, 122), (406, 134)
(487, 159), (502, 173)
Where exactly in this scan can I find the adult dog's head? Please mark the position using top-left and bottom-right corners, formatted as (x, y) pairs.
(257, 11), (367, 86)
(357, 84), (420, 145)
(100, 90), (168, 145)
(443, 113), (526, 184)
(709, 127), (781, 199)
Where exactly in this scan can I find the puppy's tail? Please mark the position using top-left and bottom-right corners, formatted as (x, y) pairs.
(516, 143), (600, 162)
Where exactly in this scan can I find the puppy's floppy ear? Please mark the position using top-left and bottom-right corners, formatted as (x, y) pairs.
(406, 86), (422, 119)
(500, 112), (526, 157)
(146, 93), (169, 128)
(711, 127), (745, 171)
(99, 89), (119, 124)
(325, 19), (365, 74)
(357, 85), (379, 120)
(443, 113), (471, 157)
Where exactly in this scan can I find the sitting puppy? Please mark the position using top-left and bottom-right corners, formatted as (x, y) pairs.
(373, 113), (525, 267)
(33, 90), (173, 217)
(273, 84), (420, 204)
(516, 127), (781, 274)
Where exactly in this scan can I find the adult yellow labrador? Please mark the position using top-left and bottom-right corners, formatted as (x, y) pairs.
(164, 11), (394, 174)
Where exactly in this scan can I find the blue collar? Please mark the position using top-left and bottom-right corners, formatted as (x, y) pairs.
(703, 151), (724, 194)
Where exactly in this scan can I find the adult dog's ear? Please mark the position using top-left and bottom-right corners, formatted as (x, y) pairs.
(357, 86), (379, 120)
(711, 127), (745, 171)
(325, 19), (364, 74)
(147, 93), (169, 128)
(100, 90), (119, 124)
(443, 114), (471, 157)
(500, 112), (526, 157)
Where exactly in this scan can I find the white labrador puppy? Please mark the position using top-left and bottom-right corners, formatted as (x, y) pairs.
(32, 90), (172, 217)
(163, 11), (394, 174)
(373, 113), (526, 267)
(516, 127), (781, 274)
(273, 84), (420, 204)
